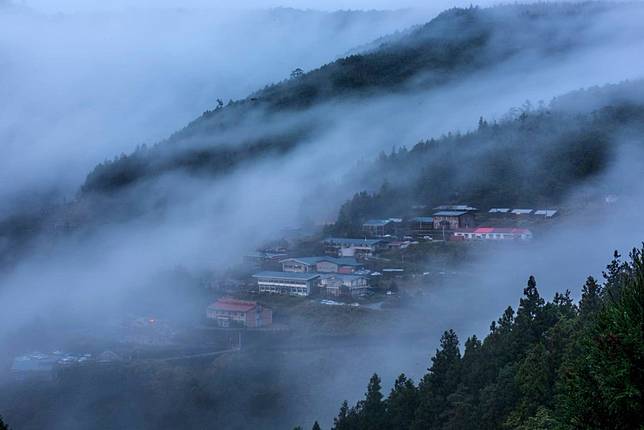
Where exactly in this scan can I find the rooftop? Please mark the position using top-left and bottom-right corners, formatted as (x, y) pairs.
(253, 271), (321, 281)
(321, 273), (368, 281)
(511, 209), (534, 215)
(363, 219), (392, 227)
(323, 237), (383, 246)
(209, 298), (259, 312)
(488, 208), (510, 213)
(433, 210), (468, 217)
(534, 209), (558, 217)
(280, 256), (362, 266)
(411, 216), (434, 222)
(434, 205), (478, 211)
(455, 227), (532, 234)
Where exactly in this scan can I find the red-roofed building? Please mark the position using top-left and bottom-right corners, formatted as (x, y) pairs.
(452, 227), (532, 241)
(207, 298), (272, 328)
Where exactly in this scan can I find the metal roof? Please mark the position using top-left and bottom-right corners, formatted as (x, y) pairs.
(434, 205), (478, 211)
(511, 209), (534, 215)
(433, 211), (468, 217)
(411, 216), (434, 222)
(280, 256), (362, 266)
(209, 298), (258, 312)
(534, 209), (558, 217)
(363, 219), (392, 227)
(323, 237), (383, 246)
(253, 271), (320, 281)
(488, 208), (510, 213)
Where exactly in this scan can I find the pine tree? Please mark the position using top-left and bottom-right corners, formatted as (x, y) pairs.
(513, 276), (546, 354)
(0, 416), (8, 430)
(386, 374), (418, 430)
(413, 330), (461, 430)
(312, 421), (322, 430)
(357, 374), (386, 430)
(579, 276), (602, 321)
(332, 400), (358, 430)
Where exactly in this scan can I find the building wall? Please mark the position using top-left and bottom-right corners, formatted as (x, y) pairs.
(316, 261), (339, 273)
(257, 279), (315, 296)
(282, 261), (314, 272)
(433, 214), (475, 230)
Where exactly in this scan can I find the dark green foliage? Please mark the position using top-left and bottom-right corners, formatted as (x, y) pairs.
(331, 246), (644, 429)
(312, 421), (322, 430)
(79, 3), (644, 198)
(329, 100), (644, 232)
(386, 374), (418, 430)
(0, 416), (8, 430)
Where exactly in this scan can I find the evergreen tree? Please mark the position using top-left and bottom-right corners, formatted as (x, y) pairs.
(579, 276), (602, 321)
(385, 374), (418, 430)
(0, 416), (8, 430)
(357, 374), (386, 430)
(312, 421), (322, 430)
(413, 330), (461, 430)
(513, 276), (546, 354)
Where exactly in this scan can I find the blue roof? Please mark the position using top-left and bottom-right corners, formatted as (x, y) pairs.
(253, 271), (320, 281)
(411, 216), (434, 222)
(433, 211), (468, 216)
(323, 237), (383, 246)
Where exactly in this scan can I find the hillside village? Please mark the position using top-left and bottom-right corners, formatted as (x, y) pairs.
(197, 204), (561, 330)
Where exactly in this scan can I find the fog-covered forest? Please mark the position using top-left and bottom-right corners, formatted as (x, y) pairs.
(0, 1), (643, 429)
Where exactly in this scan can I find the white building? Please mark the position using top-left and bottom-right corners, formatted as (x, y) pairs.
(320, 274), (369, 297)
(253, 271), (320, 296)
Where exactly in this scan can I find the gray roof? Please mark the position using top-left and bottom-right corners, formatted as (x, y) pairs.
(321, 273), (368, 281)
(434, 205), (478, 211)
(411, 216), (434, 222)
(253, 271), (320, 281)
(489, 208), (510, 213)
(363, 219), (392, 227)
(511, 209), (534, 215)
(323, 237), (382, 246)
(534, 209), (558, 217)
(433, 211), (468, 217)
(280, 256), (362, 266)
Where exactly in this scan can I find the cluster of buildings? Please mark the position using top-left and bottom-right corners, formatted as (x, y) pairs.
(358, 204), (555, 241)
(252, 255), (371, 298)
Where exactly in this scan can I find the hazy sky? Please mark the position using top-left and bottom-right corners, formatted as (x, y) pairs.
(21, 0), (493, 13)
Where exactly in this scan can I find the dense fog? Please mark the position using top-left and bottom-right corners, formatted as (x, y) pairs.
(1, 1), (643, 429)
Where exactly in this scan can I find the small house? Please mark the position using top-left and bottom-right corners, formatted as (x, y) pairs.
(207, 298), (272, 328)
(432, 211), (476, 230)
(323, 238), (383, 258)
(320, 274), (369, 297)
(280, 257), (364, 274)
(408, 216), (434, 236)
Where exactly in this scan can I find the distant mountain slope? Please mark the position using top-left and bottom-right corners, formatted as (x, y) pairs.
(80, 2), (644, 196)
(329, 79), (644, 235)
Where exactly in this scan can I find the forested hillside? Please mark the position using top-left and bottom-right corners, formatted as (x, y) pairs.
(80, 2), (644, 196)
(330, 80), (644, 236)
(318, 246), (644, 430)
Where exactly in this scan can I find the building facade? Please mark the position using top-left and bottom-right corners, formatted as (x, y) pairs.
(432, 211), (476, 230)
(253, 271), (320, 296)
(452, 227), (533, 241)
(320, 274), (369, 297)
(280, 256), (364, 274)
(323, 238), (383, 258)
(207, 298), (273, 328)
